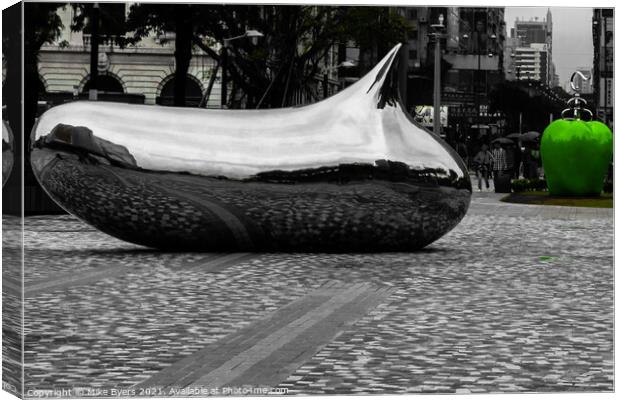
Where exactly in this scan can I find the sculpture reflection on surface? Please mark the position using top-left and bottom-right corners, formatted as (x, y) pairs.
(31, 43), (472, 251)
(3, 119), (14, 187)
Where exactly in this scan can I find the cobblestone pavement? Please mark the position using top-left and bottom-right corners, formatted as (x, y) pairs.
(3, 192), (613, 395)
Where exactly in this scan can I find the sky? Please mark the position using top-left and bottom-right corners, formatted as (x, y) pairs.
(503, 7), (594, 90)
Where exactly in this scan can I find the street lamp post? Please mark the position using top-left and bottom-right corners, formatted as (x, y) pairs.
(476, 36), (481, 128)
(88, 3), (100, 101)
(603, 15), (608, 124)
(430, 14), (445, 136)
(221, 44), (228, 107)
(463, 18), (486, 134)
(322, 60), (355, 99)
(221, 29), (264, 108)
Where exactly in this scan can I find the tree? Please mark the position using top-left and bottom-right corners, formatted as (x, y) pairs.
(24, 3), (65, 132)
(125, 3), (197, 107)
(339, 7), (411, 74)
(70, 3), (127, 39)
(198, 5), (412, 107)
(191, 5), (349, 108)
(125, 4), (412, 109)
(22, 3), (65, 187)
(3, 3), (25, 202)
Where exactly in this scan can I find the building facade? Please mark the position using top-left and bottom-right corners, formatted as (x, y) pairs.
(38, 4), (222, 108)
(437, 7), (506, 141)
(592, 8), (614, 126)
(37, 4), (348, 110)
(508, 10), (556, 87)
(503, 36), (519, 81)
(513, 13), (551, 47)
(512, 43), (549, 83)
(396, 6), (506, 143)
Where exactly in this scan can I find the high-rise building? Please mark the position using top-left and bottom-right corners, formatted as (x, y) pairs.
(447, 7), (505, 129)
(549, 62), (560, 88)
(513, 11), (551, 48)
(402, 7), (426, 70)
(592, 8), (614, 126)
(398, 7), (506, 142)
(509, 9), (555, 87)
(503, 36), (519, 81)
(513, 43), (549, 82)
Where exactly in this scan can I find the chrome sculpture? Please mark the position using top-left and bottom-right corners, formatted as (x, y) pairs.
(2, 119), (14, 187)
(31, 44), (471, 251)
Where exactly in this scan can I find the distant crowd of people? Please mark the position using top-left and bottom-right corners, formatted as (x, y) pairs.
(456, 141), (542, 191)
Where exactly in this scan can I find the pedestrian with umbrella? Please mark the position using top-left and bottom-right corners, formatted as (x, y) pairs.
(503, 135), (523, 178)
(491, 137), (514, 145)
(505, 132), (523, 140)
(472, 143), (493, 191)
(520, 131), (540, 142)
(521, 132), (541, 179)
(491, 140), (509, 179)
(489, 139), (511, 192)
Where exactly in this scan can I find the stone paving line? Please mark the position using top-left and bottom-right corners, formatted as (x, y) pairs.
(6, 192), (613, 394)
(13, 252), (259, 298)
(134, 281), (394, 392)
(2, 217), (24, 397)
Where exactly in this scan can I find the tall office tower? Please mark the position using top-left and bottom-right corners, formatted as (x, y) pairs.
(513, 43), (549, 83)
(513, 9), (554, 86)
(403, 7), (506, 138)
(592, 8), (614, 125)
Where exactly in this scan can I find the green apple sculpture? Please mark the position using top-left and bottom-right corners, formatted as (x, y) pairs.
(540, 119), (612, 196)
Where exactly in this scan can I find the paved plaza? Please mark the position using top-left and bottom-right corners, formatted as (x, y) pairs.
(2, 192), (614, 396)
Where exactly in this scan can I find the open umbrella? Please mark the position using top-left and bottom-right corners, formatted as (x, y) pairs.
(491, 137), (514, 145)
(521, 131), (540, 142)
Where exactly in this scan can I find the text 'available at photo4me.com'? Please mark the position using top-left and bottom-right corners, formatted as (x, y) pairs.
(23, 385), (289, 397)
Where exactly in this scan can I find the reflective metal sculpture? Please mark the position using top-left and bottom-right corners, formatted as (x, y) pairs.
(2, 119), (14, 187)
(31, 44), (471, 251)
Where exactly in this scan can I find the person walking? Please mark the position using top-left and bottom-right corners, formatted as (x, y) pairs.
(491, 141), (508, 179)
(473, 144), (492, 191)
(523, 145), (540, 179)
(513, 143), (522, 179)
(456, 140), (469, 169)
(505, 143), (515, 178)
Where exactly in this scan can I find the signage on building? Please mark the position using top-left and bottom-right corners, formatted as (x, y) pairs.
(479, 105), (502, 118)
(449, 105), (478, 118)
(442, 91), (475, 104)
(447, 104), (501, 119)
(600, 78), (614, 107)
(414, 105), (448, 127)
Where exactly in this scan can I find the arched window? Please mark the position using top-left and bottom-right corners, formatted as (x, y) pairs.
(82, 74), (124, 93)
(157, 75), (203, 106)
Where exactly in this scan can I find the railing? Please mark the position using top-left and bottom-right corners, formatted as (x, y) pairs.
(82, 34), (121, 47)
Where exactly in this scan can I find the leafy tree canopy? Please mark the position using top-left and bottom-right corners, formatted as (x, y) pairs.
(70, 3), (128, 39)
(24, 2), (65, 55)
(123, 4), (412, 108)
